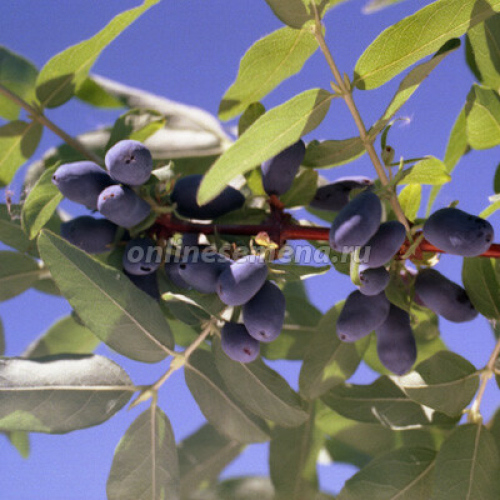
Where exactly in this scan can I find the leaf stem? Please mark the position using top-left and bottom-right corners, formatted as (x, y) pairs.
(0, 83), (103, 165)
(310, 6), (410, 232)
(468, 333), (500, 423)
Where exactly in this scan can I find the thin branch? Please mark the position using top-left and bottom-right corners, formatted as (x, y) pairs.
(468, 334), (500, 423)
(154, 215), (500, 259)
(0, 83), (103, 165)
(310, 6), (410, 232)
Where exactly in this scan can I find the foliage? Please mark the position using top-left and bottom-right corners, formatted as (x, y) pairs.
(2, 0), (500, 498)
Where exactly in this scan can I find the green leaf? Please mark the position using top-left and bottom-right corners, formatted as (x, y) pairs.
(299, 302), (369, 399)
(22, 166), (62, 240)
(178, 424), (242, 497)
(371, 39), (460, 135)
(75, 76), (124, 108)
(198, 89), (333, 204)
(398, 157), (451, 185)
(302, 138), (365, 169)
(398, 184), (421, 221)
(36, 0), (160, 108)
(354, 0), (500, 90)
(0, 204), (38, 255)
(264, 0), (315, 28)
(0, 47), (38, 120)
(396, 351), (479, 417)
(0, 251), (42, 301)
(465, 84), (500, 149)
(6, 431), (30, 459)
(270, 406), (323, 500)
(269, 262), (331, 282)
(238, 102), (266, 136)
(0, 354), (133, 433)
(279, 168), (318, 208)
(338, 447), (436, 500)
(363, 0), (409, 14)
(23, 314), (99, 359)
(107, 407), (180, 500)
(219, 27), (318, 120)
(0, 120), (43, 187)
(322, 376), (457, 429)
(197, 477), (275, 500)
(185, 350), (270, 443)
(428, 106), (468, 214)
(213, 340), (308, 427)
(463, 257), (500, 319)
(468, 14), (500, 90)
(38, 230), (173, 363)
(106, 108), (166, 149)
(433, 424), (500, 500)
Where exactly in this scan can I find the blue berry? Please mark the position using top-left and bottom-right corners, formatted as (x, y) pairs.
(123, 238), (161, 276)
(60, 216), (117, 254)
(221, 322), (260, 363)
(105, 140), (152, 186)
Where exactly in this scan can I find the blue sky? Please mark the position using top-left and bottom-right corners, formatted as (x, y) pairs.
(1, 0), (499, 498)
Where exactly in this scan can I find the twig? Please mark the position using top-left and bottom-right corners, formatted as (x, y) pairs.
(468, 334), (500, 423)
(0, 83), (103, 165)
(310, 5), (410, 232)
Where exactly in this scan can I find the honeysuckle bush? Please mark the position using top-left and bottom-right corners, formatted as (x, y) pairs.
(3, 0), (500, 498)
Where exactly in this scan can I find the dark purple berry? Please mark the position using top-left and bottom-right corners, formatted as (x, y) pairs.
(52, 161), (114, 210)
(414, 268), (478, 323)
(123, 238), (161, 276)
(97, 185), (151, 229)
(359, 221), (406, 268)
(261, 140), (306, 196)
(329, 191), (382, 252)
(221, 322), (260, 363)
(60, 216), (117, 254)
(171, 174), (245, 220)
(178, 253), (230, 294)
(243, 281), (285, 342)
(336, 290), (390, 342)
(217, 255), (268, 306)
(105, 140), (152, 186)
(423, 207), (494, 257)
(376, 304), (417, 375)
(358, 266), (390, 296)
(125, 271), (160, 300)
(309, 176), (373, 212)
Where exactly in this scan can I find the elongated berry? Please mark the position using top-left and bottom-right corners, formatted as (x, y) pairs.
(123, 238), (161, 276)
(178, 253), (230, 294)
(261, 140), (306, 196)
(423, 207), (494, 257)
(217, 255), (268, 306)
(336, 290), (390, 342)
(375, 305), (417, 375)
(243, 281), (285, 342)
(310, 176), (373, 212)
(329, 191), (382, 252)
(125, 271), (160, 300)
(414, 268), (478, 323)
(359, 221), (406, 268)
(97, 185), (151, 229)
(358, 266), (390, 296)
(52, 161), (114, 209)
(105, 140), (153, 186)
(221, 322), (260, 363)
(60, 216), (117, 254)
(171, 174), (244, 220)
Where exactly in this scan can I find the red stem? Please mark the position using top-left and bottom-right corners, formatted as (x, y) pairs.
(153, 214), (500, 259)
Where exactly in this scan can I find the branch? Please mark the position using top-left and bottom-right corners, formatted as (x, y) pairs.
(0, 83), (103, 166)
(154, 215), (500, 259)
(310, 6), (410, 233)
(468, 333), (500, 423)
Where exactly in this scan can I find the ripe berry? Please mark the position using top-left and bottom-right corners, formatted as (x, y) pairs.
(261, 140), (306, 196)
(105, 140), (153, 186)
(52, 162), (114, 210)
(60, 216), (117, 254)
(123, 238), (161, 276)
(221, 322), (260, 363)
